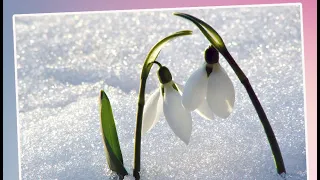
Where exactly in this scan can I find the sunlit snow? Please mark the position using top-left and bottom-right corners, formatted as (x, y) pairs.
(14, 5), (306, 180)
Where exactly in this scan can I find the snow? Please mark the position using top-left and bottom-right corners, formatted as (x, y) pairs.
(14, 4), (306, 180)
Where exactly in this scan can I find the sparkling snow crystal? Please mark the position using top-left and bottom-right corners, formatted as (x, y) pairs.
(14, 5), (306, 180)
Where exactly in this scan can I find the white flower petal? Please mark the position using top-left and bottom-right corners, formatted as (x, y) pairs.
(195, 99), (215, 120)
(163, 83), (192, 144)
(142, 88), (163, 135)
(207, 63), (235, 119)
(182, 65), (208, 111)
(176, 83), (214, 120)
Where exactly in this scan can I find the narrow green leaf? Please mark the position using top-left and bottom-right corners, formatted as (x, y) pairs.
(141, 30), (193, 79)
(99, 90), (128, 176)
(174, 13), (226, 53)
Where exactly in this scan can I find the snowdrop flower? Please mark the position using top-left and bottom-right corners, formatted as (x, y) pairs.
(141, 65), (192, 144)
(182, 46), (235, 119)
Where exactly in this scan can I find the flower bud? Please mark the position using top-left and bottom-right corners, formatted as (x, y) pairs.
(204, 45), (219, 64)
(157, 66), (172, 84)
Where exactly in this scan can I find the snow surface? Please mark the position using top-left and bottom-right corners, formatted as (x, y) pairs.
(14, 5), (306, 180)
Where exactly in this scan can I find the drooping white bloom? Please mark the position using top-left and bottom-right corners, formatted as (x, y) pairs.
(141, 67), (193, 145)
(182, 62), (235, 119)
(176, 83), (214, 121)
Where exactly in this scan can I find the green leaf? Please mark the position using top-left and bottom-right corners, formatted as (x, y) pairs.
(141, 30), (193, 80)
(99, 90), (128, 176)
(173, 12), (226, 53)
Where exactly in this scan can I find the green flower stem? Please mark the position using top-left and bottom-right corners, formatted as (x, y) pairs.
(174, 12), (286, 175)
(133, 30), (193, 180)
(133, 77), (147, 180)
(223, 50), (286, 174)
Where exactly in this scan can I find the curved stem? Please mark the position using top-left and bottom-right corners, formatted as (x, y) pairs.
(173, 12), (286, 174)
(132, 30), (193, 180)
(133, 77), (147, 180)
(222, 50), (286, 174)
(151, 61), (163, 67)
